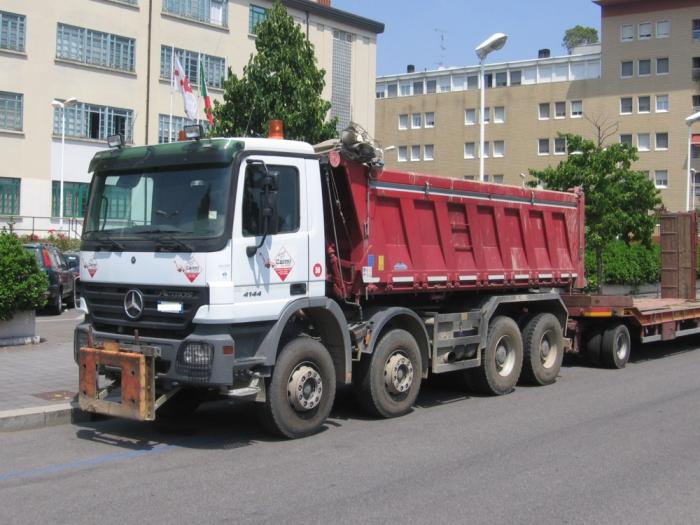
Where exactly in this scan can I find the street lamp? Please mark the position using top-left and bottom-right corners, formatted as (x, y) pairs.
(685, 110), (700, 212)
(475, 32), (507, 182)
(51, 97), (78, 227)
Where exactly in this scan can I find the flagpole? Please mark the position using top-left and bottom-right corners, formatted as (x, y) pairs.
(169, 45), (174, 142)
(196, 53), (201, 125)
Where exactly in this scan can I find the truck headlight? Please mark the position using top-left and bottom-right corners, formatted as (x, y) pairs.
(180, 342), (214, 365)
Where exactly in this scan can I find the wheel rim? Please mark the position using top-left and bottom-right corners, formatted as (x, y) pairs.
(539, 330), (558, 369)
(494, 335), (516, 377)
(287, 362), (323, 412)
(384, 351), (414, 395)
(615, 332), (629, 361)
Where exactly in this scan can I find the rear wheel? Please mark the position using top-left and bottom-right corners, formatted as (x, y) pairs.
(355, 328), (422, 418)
(600, 324), (631, 369)
(520, 313), (564, 386)
(49, 289), (62, 315)
(261, 337), (336, 439)
(466, 316), (523, 395)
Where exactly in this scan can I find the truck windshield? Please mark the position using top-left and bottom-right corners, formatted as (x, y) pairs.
(83, 166), (232, 244)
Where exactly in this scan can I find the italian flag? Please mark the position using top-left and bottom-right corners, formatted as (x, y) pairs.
(199, 60), (215, 125)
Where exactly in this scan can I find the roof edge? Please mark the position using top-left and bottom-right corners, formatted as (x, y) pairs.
(281, 0), (384, 34)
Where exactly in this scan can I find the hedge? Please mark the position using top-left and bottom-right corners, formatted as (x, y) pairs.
(585, 241), (660, 290)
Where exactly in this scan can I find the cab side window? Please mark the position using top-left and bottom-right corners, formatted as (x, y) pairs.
(242, 164), (300, 236)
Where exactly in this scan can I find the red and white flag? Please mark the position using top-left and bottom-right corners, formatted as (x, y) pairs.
(173, 55), (198, 120)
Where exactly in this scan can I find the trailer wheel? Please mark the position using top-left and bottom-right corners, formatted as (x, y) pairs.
(584, 326), (603, 366)
(261, 336), (336, 439)
(466, 316), (523, 395)
(520, 313), (563, 386)
(355, 329), (422, 418)
(600, 324), (631, 369)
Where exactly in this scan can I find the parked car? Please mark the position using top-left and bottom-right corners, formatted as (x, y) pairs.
(23, 243), (75, 314)
(63, 251), (81, 302)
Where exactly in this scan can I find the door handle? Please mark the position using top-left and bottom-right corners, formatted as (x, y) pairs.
(290, 283), (307, 295)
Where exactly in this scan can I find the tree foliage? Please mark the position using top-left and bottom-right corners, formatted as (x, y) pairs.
(528, 134), (661, 289)
(211, 1), (337, 143)
(562, 25), (599, 53)
(0, 233), (48, 321)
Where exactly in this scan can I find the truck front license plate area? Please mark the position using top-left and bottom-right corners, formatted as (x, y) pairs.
(78, 342), (156, 421)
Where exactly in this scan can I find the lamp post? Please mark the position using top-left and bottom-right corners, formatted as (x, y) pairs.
(685, 111), (700, 212)
(51, 97), (78, 227)
(474, 33), (507, 182)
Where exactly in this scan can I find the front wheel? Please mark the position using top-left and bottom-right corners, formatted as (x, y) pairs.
(355, 328), (422, 418)
(466, 316), (523, 395)
(261, 337), (336, 439)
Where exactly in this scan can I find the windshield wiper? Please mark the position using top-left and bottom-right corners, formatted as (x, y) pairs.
(94, 237), (125, 252)
(154, 235), (194, 252)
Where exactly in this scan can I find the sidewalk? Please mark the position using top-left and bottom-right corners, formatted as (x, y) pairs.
(0, 310), (87, 431)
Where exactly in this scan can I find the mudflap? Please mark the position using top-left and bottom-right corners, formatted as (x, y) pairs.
(79, 341), (157, 421)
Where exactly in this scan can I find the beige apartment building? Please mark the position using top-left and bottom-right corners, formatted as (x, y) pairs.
(0, 0), (383, 235)
(375, 0), (700, 212)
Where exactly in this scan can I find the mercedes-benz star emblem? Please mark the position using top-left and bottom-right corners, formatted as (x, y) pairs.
(124, 289), (144, 320)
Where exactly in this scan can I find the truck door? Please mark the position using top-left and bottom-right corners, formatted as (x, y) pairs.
(231, 155), (309, 321)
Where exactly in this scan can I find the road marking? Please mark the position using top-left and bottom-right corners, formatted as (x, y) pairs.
(0, 444), (175, 482)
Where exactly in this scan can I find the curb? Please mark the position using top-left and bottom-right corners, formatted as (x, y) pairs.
(0, 402), (92, 432)
(0, 335), (41, 348)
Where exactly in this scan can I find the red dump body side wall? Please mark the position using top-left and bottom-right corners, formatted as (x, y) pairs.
(326, 155), (586, 299)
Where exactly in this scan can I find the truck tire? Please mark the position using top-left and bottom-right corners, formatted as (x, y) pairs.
(520, 313), (563, 386)
(600, 324), (631, 369)
(355, 328), (422, 418)
(466, 316), (523, 395)
(261, 336), (336, 439)
(584, 326), (603, 366)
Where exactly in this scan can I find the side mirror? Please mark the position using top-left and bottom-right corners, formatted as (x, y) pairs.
(261, 188), (279, 235)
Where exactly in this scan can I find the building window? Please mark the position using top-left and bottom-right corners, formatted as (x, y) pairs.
(484, 73), (493, 89)
(158, 114), (209, 143)
(620, 134), (632, 146)
(426, 79), (437, 94)
(693, 94), (700, 110)
(397, 146), (407, 162)
(56, 23), (136, 72)
(571, 100), (583, 118)
(425, 112), (435, 128)
(0, 177), (20, 215)
(491, 175), (504, 184)
(510, 70), (522, 86)
(538, 138), (550, 155)
(538, 103), (550, 120)
(656, 20), (670, 38)
(621, 61), (633, 78)
(555, 101), (566, 119)
(694, 57), (700, 80)
(53, 101), (134, 143)
(466, 75), (478, 89)
(424, 144), (434, 161)
(249, 5), (267, 35)
(375, 88), (385, 99)
(638, 22), (652, 39)
(638, 96), (651, 113)
(656, 132), (669, 150)
(554, 137), (566, 154)
(620, 24), (634, 41)
(331, 29), (352, 131)
(411, 113), (422, 129)
(464, 142), (475, 159)
(160, 46), (226, 88)
(637, 133), (650, 151)
(495, 71), (507, 87)
(693, 20), (700, 41)
(493, 140), (504, 158)
(413, 80), (424, 95)
(465, 109), (476, 126)
(483, 107), (490, 124)
(620, 97), (633, 114)
(654, 170), (668, 188)
(656, 57), (669, 75)
(398, 114), (408, 130)
(438, 76), (451, 93)
(656, 94), (669, 112)
(482, 141), (490, 158)
(163, 0), (228, 27)
(399, 82), (411, 96)
(638, 59), (651, 76)
(0, 91), (23, 131)
(0, 11), (25, 52)
(387, 84), (397, 98)
(51, 181), (89, 218)
(410, 145), (420, 161)
(493, 106), (505, 123)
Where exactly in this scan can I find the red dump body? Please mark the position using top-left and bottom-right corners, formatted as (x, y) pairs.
(325, 153), (586, 299)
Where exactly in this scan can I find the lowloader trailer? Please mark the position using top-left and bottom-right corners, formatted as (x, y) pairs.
(74, 124), (699, 438)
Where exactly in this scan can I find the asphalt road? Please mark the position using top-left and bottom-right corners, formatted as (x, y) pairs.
(1, 337), (700, 525)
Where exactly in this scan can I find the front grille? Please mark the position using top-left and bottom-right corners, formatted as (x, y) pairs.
(83, 282), (209, 338)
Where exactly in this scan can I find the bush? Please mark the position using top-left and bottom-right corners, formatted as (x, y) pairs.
(0, 233), (48, 321)
(585, 241), (660, 288)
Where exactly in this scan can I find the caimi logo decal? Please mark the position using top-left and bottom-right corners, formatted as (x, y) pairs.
(174, 256), (202, 283)
(83, 257), (97, 278)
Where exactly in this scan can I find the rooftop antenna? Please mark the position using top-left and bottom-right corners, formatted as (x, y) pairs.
(435, 28), (447, 68)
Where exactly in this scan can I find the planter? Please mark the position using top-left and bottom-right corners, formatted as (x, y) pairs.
(0, 310), (40, 346)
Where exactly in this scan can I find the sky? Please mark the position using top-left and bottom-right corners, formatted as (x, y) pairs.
(330, 0), (602, 76)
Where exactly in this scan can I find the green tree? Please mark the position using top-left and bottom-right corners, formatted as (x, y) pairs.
(528, 134), (661, 290)
(562, 25), (599, 53)
(211, 1), (337, 143)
